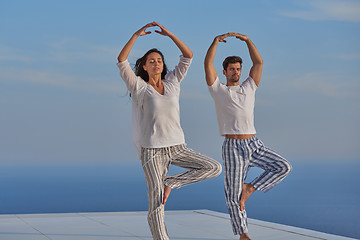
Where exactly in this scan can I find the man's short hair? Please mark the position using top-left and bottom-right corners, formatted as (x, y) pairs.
(223, 56), (243, 71)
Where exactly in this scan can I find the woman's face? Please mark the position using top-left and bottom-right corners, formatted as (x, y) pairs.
(143, 52), (164, 77)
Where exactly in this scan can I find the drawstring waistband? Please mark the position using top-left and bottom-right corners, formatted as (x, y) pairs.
(141, 145), (180, 167)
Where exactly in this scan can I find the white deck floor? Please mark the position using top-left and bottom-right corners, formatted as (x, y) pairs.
(0, 210), (356, 240)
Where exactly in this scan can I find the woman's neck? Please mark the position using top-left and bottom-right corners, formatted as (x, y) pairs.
(148, 74), (164, 95)
(148, 74), (162, 86)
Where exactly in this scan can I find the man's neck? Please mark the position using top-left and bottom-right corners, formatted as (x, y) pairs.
(226, 81), (240, 86)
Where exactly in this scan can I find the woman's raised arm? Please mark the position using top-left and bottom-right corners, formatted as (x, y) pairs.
(154, 22), (193, 59)
(117, 22), (157, 62)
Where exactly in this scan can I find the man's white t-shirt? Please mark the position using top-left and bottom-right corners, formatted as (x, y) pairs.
(208, 76), (257, 136)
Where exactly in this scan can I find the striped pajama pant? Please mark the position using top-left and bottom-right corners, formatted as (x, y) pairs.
(222, 136), (292, 235)
(141, 144), (222, 240)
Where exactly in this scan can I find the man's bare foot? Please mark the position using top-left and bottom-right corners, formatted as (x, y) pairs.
(239, 183), (256, 211)
(162, 185), (171, 205)
(240, 233), (251, 240)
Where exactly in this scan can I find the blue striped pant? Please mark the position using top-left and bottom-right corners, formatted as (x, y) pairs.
(222, 136), (292, 235)
(141, 144), (222, 240)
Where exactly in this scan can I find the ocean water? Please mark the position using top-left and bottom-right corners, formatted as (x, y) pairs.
(0, 160), (359, 239)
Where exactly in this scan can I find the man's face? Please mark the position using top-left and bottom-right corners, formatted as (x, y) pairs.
(223, 62), (241, 85)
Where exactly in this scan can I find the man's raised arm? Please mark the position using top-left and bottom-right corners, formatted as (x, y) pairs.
(204, 33), (231, 86)
(235, 33), (263, 87)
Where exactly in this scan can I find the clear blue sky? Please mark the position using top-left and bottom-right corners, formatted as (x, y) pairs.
(1, 0), (359, 165)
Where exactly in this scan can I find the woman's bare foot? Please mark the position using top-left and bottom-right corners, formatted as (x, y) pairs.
(240, 183), (256, 211)
(240, 233), (251, 240)
(162, 185), (171, 205)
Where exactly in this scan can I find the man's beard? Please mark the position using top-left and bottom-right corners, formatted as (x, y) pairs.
(229, 74), (240, 82)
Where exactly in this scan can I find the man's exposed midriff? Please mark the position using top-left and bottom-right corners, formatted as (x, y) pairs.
(225, 134), (255, 139)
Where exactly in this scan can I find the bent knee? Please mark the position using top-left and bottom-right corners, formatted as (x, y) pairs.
(210, 161), (222, 177)
(282, 161), (292, 176)
(202, 160), (222, 179)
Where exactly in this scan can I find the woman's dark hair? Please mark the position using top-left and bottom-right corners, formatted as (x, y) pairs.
(134, 48), (168, 82)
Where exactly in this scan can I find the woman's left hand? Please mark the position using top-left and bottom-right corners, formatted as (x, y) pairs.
(152, 21), (193, 59)
(153, 22), (173, 37)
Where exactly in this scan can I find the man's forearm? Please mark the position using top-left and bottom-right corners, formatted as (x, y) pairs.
(204, 38), (220, 86)
(205, 37), (219, 66)
(245, 38), (263, 65)
(245, 37), (263, 86)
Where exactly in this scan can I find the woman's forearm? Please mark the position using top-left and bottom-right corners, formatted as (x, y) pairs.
(117, 34), (139, 62)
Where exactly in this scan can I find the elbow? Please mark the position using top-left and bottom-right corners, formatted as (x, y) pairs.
(118, 56), (125, 63)
(204, 57), (210, 68)
(204, 62), (209, 71)
(186, 51), (193, 59)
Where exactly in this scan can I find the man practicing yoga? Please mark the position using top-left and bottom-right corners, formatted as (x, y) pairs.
(204, 32), (292, 240)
